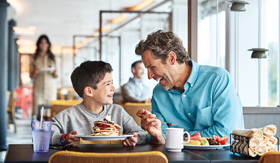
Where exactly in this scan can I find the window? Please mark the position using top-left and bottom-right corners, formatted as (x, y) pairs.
(197, 0), (280, 107)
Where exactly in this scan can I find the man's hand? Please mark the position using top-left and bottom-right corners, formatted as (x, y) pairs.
(136, 109), (165, 144)
(123, 132), (138, 146)
(66, 131), (80, 147)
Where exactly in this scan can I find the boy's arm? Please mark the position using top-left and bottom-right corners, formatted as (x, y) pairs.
(120, 108), (147, 144)
(50, 117), (65, 145)
(51, 117), (80, 146)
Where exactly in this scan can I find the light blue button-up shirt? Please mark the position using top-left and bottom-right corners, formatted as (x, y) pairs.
(151, 60), (244, 139)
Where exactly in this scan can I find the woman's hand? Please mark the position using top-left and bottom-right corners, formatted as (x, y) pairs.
(53, 69), (58, 78)
(30, 66), (40, 79)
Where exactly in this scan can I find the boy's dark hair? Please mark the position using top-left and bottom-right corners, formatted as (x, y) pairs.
(135, 30), (189, 64)
(71, 61), (113, 97)
(131, 60), (142, 69)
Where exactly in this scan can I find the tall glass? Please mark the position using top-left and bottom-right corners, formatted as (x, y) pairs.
(31, 121), (52, 153)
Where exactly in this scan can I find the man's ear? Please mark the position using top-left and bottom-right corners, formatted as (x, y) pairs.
(131, 67), (136, 74)
(167, 51), (177, 65)
(84, 87), (94, 97)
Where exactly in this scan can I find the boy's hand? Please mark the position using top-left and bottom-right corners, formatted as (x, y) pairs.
(123, 132), (138, 147)
(66, 131), (80, 147)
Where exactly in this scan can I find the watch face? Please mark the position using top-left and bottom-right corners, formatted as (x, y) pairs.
(60, 138), (65, 144)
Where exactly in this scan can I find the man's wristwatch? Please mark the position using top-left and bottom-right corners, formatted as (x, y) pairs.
(60, 134), (68, 145)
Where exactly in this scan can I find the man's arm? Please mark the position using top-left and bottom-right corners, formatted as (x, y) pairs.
(191, 72), (244, 137)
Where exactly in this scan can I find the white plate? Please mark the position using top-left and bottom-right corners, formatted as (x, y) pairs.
(75, 135), (134, 141)
(184, 144), (230, 150)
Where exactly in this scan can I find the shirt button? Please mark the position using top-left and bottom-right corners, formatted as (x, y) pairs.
(190, 84), (193, 87)
(188, 113), (191, 116)
(183, 94), (186, 97)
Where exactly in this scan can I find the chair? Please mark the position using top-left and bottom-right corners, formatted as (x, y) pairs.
(49, 151), (168, 163)
(259, 151), (280, 163)
(50, 100), (82, 118)
(118, 99), (125, 105)
(122, 102), (152, 126)
(7, 91), (17, 133)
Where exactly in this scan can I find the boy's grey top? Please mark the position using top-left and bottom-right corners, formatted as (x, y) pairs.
(50, 103), (147, 145)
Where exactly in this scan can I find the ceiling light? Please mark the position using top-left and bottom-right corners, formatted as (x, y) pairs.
(108, 15), (128, 24)
(16, 39), (33, 45)
(229, 1), (249, 12)
(124, 0), (155, 11)
(81, 39), (89, 44)
(61, 47), (76, 56)
(13, 26), (36, 36)
(18, 45), (35, 54)
(96, 25), (111, 32)
(248, 48), (269, 58)
(75, 43), (82, 49)
(92, 33), (99, 37)
(28, 26), (37, 30)
(51, 46), (62, 54)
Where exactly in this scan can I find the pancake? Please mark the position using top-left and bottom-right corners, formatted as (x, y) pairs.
(90, 118), (121, 136)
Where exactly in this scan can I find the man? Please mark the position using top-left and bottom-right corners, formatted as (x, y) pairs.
(135, 30), (244, 144)
(122, 60), (152, 103)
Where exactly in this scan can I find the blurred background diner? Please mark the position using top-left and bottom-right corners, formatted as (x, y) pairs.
(1, 0), (280, 162)
(30, 35), (58, 120)
(121, 60), (152, 103)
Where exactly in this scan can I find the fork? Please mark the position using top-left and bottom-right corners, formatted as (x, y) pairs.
(158, 119), (177, 127)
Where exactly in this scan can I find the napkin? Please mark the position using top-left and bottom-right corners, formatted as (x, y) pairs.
(255, 144), (268, 156)
(262, 136), (269, 144)
(261, 125), (277, 137)
(232, 128), (263, 139)
(267, 144), (277, 152)
(249, 137), (261, 148)
(268, 136), (278, 145)
(249, 147), (257, 157)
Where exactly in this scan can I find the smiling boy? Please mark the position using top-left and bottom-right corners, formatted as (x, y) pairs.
(50, 61), (147, 146)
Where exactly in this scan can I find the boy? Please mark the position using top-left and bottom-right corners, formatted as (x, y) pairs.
(50, 61), (147, 146)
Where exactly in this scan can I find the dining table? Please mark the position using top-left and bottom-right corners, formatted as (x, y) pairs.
(4, 144), (259, 163)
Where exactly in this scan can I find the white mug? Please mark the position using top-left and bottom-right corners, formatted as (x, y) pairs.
(165, 128), (190, 152)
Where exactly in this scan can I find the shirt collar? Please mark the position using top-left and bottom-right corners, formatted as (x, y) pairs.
(184, 60), (199, 90)
(132, 78), (143, 85)
(167, 60), (199, 94)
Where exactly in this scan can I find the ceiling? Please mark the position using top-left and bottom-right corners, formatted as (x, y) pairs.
(7, 0), (166, 53)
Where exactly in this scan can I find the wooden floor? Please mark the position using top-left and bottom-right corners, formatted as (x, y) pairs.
(0, 119), (32, 163)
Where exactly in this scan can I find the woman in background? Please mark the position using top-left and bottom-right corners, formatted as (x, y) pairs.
(30, 35), (57, 118)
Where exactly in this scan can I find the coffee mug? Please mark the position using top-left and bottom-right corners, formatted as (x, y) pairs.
(165, 128), (190, 152)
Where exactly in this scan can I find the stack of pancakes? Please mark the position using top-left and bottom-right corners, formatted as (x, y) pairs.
(91, 118), (121, 136)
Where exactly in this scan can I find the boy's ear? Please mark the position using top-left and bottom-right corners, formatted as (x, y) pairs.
(84, 87), (94, 97)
